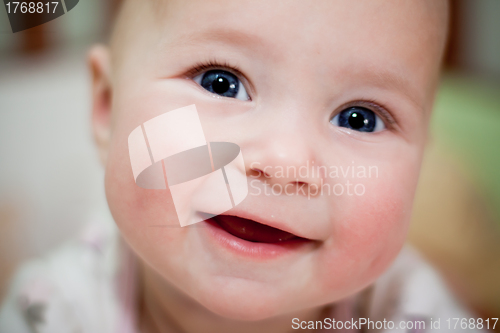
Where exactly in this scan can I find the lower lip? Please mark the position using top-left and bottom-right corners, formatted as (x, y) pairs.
(200, 218), (312, 260)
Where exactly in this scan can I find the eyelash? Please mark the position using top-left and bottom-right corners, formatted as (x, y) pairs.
(184, 61), (396, 129)
(185, 60), (244, 80)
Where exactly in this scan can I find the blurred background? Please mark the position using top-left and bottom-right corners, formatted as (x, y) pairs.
(0, 0), (499, 325)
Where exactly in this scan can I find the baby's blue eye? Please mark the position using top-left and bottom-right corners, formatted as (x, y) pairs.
(193, 70), (249, 101)
(330, 107), (385, 132)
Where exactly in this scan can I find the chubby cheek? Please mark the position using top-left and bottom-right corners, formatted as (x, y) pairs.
(103, 83), (213, 261)
(104, 118), (187, 271)
(317, 152), (421, 299)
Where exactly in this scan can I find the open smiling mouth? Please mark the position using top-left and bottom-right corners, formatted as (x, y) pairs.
(205, 214), (308, 244)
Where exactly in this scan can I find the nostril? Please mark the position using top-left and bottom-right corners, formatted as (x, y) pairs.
(290, 181), (309, 191)
(248, 168), (271, 179)
(286, 181), (322, 198)
(292, 181), (307, 186)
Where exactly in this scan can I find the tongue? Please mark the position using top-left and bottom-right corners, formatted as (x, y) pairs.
(212, 215), (297, 243)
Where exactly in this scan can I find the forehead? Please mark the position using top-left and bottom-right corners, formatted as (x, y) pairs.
(153, 0), (446, 54)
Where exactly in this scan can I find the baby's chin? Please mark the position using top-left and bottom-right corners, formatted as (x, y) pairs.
(191, 278), (311, 321)
(180, 264), (362, 322)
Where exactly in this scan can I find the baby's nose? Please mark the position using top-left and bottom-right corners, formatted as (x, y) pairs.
(245, 133), (324, 195)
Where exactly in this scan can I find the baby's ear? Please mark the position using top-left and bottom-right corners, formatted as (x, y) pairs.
(88, 45), (112, 166)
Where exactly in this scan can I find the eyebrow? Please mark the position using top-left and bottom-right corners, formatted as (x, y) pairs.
(166, 27), (266, 51)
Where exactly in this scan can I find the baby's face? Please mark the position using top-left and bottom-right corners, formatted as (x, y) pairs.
(94, 0), (448, 320)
